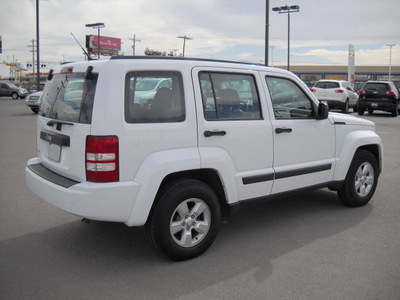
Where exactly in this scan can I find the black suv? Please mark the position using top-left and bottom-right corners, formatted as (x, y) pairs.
(358, 81), (400, 117)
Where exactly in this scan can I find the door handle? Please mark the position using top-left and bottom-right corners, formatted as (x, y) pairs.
(275, 127), (292, 134)
(204, 130), (227, 137)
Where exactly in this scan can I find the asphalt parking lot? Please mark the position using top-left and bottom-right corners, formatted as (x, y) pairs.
(1, 98), (399, 299)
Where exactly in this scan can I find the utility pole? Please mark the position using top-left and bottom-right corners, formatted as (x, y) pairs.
(27, 39), (36, 81)
(129, 34), (141, 56)
(177, 35), (192, 57)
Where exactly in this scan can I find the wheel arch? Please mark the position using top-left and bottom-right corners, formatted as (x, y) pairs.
(333, 131), (384, 182)
(148, 169), (231, 225)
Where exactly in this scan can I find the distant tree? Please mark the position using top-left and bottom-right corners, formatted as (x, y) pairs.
(144, 48), (167, 56)
(144, 48), (179, 56)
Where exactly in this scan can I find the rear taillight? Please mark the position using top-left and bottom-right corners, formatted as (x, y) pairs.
(386, 91), (395, 96)
(335, 89), (344, 93)
(86, 136), (119, 182)
(359, 90), (366, 94)
(310, 88), (317, 92)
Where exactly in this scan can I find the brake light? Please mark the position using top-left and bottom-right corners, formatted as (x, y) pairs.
(86, 136), (119, 182)
(310, 88), (317, 92)
(60, 67), (73, 74)
(335, 89), (344, 93)
(359, 90), (366, 94)
(386, 91), (395, 95)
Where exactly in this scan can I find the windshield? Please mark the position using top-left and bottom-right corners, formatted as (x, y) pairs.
(39, 72), (97, 124)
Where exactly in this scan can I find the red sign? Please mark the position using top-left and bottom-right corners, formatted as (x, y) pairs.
(88, 35), (121, 50)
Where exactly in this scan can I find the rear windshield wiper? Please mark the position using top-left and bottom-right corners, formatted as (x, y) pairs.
(47, 120), (74, 131)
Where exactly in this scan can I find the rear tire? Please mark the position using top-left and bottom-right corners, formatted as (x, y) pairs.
(342, 99), (349, 113)
(147, 179), (221, 261)
(392, 105), (399, 117)
(338, 150), (378, 207)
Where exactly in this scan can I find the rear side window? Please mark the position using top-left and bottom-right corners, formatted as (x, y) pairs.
(40, 72), (97, 124)
(314, 81), (340, 89)
(199, 72), (261, 120)
(125, 71), (185, 123)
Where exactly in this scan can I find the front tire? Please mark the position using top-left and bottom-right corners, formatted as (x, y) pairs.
(11, 92), (19, 100)
(338, 150), (378, 207)
(147, 179), (221, 261)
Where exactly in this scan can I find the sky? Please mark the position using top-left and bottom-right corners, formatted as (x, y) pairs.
(0, 0), (399, 70)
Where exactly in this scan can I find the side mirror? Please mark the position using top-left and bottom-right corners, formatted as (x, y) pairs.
(317, 102), (329, 120)
(47, 69), (54, 81)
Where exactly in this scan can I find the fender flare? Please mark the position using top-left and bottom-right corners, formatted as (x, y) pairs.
(124, 147), (239, 226)
(333, 130), (384, 181)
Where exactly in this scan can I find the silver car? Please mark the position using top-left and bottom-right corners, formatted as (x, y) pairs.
(0, 82), (28, 99)
(25, 91), (43, 113)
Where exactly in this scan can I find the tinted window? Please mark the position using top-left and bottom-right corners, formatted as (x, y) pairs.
(125, 71), (185, 123)
(314, 81), (340, 89)
(39, 73), (97, 124)
(363, 83), (390, 91)
(266, 77), (315, 119)
(199, 72), (261, 120)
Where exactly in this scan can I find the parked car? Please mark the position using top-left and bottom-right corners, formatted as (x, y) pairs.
(25, 91), (43, 113)
(29, 83), (45, 94)
(310, 80), (358, 113)
(26, 57), (383, 261)
(358, 81), (400, 117)
(0, 82), (28, 99)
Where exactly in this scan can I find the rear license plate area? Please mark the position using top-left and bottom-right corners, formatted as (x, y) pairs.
(48, 143), (61, 162)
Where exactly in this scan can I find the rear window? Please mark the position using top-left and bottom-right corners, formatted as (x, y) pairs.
(39, 72), (97, 124)
(314, 81), (340, 89)
(363, 83), (389, 91)
(125, 71), (185, 123)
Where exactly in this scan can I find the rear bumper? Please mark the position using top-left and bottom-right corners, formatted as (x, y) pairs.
(322, 100), (347, 109)
(25, 158), (140, 223)
(358, 100), (396, 111)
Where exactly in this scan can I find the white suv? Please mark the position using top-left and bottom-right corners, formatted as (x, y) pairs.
(26, 57), (383, 260)
(311, 79), (359, 113)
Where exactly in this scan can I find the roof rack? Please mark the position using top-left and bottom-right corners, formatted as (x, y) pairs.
(110, 55), (267, 67)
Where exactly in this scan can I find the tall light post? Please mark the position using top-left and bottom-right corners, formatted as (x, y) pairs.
(272, 5), (300, 71)
(265, 0), (270, 65)
(387, 44), (395, 81)
(86, 23), (105, 59)
(36, 0), (40, 89)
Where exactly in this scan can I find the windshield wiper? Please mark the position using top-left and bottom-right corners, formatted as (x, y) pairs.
(47, 120), (74, 131)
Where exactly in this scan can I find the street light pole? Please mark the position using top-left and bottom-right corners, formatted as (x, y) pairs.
(36, 0), (40, 89)
(272, 5), (300, 71)
(387, 44), (395, 81)
(86, 23), (105, 59)
(265, 0), (270, 65)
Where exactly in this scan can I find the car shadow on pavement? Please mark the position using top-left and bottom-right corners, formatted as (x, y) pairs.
(0, 189), (372, 299)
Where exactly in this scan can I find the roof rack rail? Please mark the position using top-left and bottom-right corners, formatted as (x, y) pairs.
(109, 55), (266, 67)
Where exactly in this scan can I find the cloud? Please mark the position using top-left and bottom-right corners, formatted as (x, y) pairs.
(1, 0), (399, 67)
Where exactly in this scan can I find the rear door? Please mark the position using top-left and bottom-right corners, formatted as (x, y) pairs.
(37, 66), (97, 182)
(192, 67), (275, 202)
